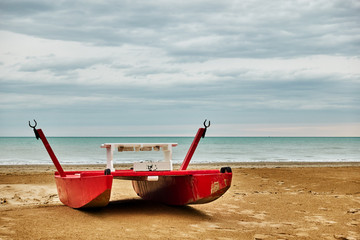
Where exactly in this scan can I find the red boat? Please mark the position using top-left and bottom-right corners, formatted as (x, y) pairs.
(29, 120), (232, 208)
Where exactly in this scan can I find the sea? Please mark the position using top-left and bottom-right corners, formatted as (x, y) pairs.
(0, 137), (359, 165)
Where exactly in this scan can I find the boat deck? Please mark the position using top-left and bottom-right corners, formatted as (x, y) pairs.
(55, 169), (222, 180)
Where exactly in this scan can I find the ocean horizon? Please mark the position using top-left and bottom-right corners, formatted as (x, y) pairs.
(0, 137), (359, 165)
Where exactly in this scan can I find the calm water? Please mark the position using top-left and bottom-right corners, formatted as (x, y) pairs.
(0, 137), (359, 165)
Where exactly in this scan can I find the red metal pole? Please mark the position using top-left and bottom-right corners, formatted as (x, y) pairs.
(180, 128), (205, 170)
(37, 129), (66, 177)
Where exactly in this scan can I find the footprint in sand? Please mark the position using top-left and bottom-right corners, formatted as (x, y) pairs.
(347, 209), (360, 214)
(346, 220), (359, 227)
(334, 232), (360, 240)
(240, 209), (267, 220)
(305, 215), (337, 226)
(254, 233), (270, 240)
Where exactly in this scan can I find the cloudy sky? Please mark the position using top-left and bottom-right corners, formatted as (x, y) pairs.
(0, 0), (359, 136)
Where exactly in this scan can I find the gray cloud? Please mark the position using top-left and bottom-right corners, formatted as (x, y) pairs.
(0, 0), (359, 136)
(19, 57), (110, 74)
(1, 0), (359, 59)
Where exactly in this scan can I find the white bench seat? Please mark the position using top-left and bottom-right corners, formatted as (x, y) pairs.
(101, 143), (178, 172)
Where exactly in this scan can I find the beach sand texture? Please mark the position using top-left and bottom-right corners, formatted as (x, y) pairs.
(0, 164), (359, 240)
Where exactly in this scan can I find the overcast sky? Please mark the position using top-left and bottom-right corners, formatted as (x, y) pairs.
(0, 0), (359, 136)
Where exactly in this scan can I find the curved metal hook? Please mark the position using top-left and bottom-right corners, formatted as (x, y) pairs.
(29, 119), (40, 139)
(29, 119), (37, 129)
(203, 119), (210, 129)
(202, 119), (210, 138)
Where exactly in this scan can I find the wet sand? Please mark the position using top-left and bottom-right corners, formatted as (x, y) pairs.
(1, 163), (359, 240)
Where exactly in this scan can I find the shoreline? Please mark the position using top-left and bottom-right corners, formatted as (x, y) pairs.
(0, 161), (360, 172)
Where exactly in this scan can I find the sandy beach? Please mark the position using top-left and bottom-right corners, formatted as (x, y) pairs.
(0, 163), (359, 240)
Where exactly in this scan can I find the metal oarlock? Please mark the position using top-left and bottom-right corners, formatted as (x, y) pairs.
(202, 119), (210, 138)
(29, 119), (40, 140)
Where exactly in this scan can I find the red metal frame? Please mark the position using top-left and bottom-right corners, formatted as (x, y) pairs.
(180, 128), (205, 170)
(37, 129), (66, 177)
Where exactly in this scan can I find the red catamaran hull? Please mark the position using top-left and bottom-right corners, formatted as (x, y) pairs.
(55, 173), (113, 208)
(132, 171), (232, 205)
